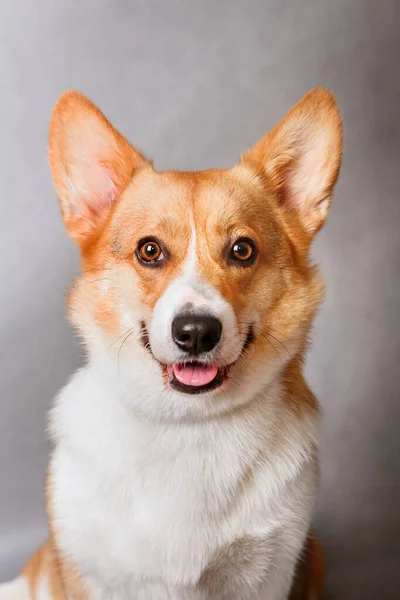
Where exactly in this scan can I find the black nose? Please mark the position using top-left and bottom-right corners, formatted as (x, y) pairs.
(171, 315), (222, 355)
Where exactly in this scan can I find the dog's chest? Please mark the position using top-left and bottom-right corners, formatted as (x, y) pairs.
(52, 431), (276, 587)
(50, 376), (318, 598)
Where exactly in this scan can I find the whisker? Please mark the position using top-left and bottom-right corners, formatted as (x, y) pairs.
(117, 330), (136, 375)
(83, 268), (112, 274)
(264, 332), (292, 358)
(238, 321), (293, 361)
(76, 278), (110, 287)
(110, 327), (135, 349)
(261, 333), (280, 361)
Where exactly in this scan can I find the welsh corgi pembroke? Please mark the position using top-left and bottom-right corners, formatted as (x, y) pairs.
(0, 87), (342, 600)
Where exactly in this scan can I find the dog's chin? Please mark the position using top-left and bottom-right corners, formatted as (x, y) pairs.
(141, 323), (254, 396)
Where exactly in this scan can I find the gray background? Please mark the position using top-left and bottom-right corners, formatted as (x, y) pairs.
(1, 0), (399, 598)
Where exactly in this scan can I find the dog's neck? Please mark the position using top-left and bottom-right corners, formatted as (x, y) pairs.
(51, 354), (319, 487)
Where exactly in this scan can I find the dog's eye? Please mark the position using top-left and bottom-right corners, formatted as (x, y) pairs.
(137, 239), (164, 265)
(229, 238), (257, 265)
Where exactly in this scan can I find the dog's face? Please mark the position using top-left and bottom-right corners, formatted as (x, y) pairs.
(49, 88), (342, 420)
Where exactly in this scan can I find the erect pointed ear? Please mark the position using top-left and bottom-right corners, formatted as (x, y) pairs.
(243, 87), (343, 236)
(49, 91), (148, 243)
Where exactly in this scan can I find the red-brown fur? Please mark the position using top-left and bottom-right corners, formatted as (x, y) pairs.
(17, 87), (342, 599)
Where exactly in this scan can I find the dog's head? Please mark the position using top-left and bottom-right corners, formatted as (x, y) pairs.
(49, 88), (342, 420)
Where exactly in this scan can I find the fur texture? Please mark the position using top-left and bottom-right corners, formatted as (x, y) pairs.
(0, 87), (342, 599)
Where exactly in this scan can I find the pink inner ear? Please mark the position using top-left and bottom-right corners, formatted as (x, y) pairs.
(62, 112), (125, 219)
(64, 155), (119, 221)
(86, 158), (118, 215)
(275, 162), (299, 208)
(50, 91), (146, 242)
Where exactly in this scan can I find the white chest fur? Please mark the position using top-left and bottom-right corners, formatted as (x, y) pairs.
(49, 367), (319, 600)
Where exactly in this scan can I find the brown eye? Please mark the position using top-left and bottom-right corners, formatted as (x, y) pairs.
(229, 238), (257, 265)
(137, 239), (164, 265)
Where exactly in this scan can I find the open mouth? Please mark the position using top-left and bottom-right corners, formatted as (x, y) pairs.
(166, 362), (227, 395)
(140, 322), (254, 395)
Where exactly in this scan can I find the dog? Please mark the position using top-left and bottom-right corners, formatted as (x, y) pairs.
(0, 87), (342, 599)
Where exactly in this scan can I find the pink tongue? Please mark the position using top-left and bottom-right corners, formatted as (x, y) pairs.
(170, 363), (219, 387)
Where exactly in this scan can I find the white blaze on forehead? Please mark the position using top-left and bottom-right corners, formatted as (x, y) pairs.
(180, 216), (197, 286)
(149, 215), (240, 365)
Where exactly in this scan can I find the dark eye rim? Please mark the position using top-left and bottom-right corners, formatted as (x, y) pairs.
(227, 237), (258, 267)
(136, 237), (168, 268)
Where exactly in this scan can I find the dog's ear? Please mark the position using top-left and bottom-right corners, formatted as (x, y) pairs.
(49, 91), (148, 243)
(244, 87), (342, 236)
